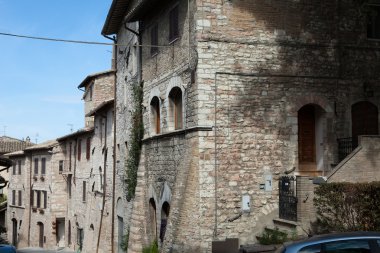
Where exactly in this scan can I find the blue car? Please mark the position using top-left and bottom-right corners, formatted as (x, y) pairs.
(278, 232), (380, 253)
(0, 244), (16, 253)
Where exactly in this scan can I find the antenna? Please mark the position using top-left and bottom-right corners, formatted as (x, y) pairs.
(68, 124), (74, 133)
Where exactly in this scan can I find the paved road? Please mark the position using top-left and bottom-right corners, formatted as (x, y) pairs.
(17, 247), (75, 253)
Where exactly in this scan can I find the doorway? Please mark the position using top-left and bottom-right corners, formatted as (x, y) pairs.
(56, 218), (65, 247)
(298, 104), (325, 176)
(37, 222), (44, 248)
(118, 216), (124, 253)
(11, 219), (17, 247)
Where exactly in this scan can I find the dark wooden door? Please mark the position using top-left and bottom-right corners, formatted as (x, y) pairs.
(352, 101), (379, 147)
(12, 219), (17, 246)
(38, 222), (44, 248)
(298, 105), (316, 174)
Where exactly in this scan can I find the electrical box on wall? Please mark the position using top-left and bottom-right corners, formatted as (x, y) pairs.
(265, 174), (272, 192)
(242, 195), (250, 212)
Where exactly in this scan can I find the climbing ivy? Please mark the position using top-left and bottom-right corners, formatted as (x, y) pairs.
(126, 81), (144, 201)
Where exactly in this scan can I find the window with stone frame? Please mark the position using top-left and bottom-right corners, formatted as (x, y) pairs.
(169, 4), (179, 42)
(12, 161), (16, 175)
(151, 23), (158, 56)
(11, 190), (15, 205)
(41, 157), (46, 175)
(82, 181), (86, 202)
(34, 158), (39, 175)
(18, 160), (21, 175)
(18, 190), (22, 206)
(33, 190), (47, 209)
(168, 87), (183, 130)
(150, 96), (161, 134)
(77, 139), (82, 161)
(59, 160), (64, 174)
(86, 137), (91, 160)
(368, 4), (380, 39)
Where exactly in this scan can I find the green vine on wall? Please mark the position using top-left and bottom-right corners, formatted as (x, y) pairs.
(126, 81), (144, 201)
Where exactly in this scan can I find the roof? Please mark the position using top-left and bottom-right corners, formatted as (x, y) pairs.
(78, 70), (115, 89)
(102, 0), (130, 35)
(86, 99), (114, 117)
(24, 140), (58, 151)
(0, 157), (12, 167)
(57, 127), (94, 141)
(0, 136), (34, 154)
(5, 150), (24, 157)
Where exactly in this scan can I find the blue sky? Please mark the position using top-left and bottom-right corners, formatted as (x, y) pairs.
(0, 0), (113, 143)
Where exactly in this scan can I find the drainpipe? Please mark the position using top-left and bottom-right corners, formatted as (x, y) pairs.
(27, 152), (32, 246)
(102, 34), (117, 253)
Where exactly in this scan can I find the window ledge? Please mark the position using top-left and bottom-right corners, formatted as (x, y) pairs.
(9, 205), (25, 209)
(144, 125), (213, 142)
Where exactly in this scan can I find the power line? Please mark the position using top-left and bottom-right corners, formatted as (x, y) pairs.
(0, 32), (187, 48)
(0, 32), (114, 46)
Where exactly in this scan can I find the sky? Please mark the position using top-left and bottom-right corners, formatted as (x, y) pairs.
(0, 0), (113, 143)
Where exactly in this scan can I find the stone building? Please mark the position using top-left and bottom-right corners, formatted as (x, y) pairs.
(102, 0), (380, 252)
(6, 140), (65, 249)
(6, 70), (116, 251)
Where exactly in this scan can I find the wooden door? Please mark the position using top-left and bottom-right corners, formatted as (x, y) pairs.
(38, 222), (44, 248)
(352, 101), (379, 147)
(298, 105), (317, 175)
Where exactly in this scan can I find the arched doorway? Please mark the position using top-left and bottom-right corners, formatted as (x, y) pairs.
(352, 101), (379, 147)
(159, 202), (170, 243)
(11, 218), (17, 246)
(298, 104), (325, 176)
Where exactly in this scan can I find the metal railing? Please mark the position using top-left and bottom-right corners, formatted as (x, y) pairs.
(337, 137), (357, 163)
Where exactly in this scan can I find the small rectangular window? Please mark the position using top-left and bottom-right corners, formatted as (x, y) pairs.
(12, 161), (16, 175)
(59, 160), (64, 174)
(43, 191), (47, 209)
(37, 190), (41, 208)
(82, 181), (86, 202)
(77, 139), (82, 161)
(368, 5), (380, 39)
(18, 190), (22, 206)
(41, 158), (46, 175)
(12, 190), (16, 205)
(69, 142), (72, 171)
(86, 137), (91, 160)
(169, 5), (179, 42)
(68, 175), (72, 199)
(151, 23), (158, 56)
(18, 160), (21, 175)
(34, 158), (39, 175)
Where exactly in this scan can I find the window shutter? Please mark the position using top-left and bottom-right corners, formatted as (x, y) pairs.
(86, 137), (91, 160)
(34, 158), (39, 175)
(43, 191), (47, 209)
(12, 190), (15, 205)
(18, 160), (21, 175)
(41, 158), (46, 175)
(82, 181), (86, 202)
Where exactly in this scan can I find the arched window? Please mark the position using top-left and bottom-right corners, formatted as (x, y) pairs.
(168, 87), (183, 130)
(159, 202), (170, 242)
(150, 96), (160, 134)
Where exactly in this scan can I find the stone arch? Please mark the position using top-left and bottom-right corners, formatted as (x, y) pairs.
(291, 94), (333, 116)
(116, 197), (124, 217)
(165, 76), (185, 131)
(149, 87), (162, 135)
(159, 201), (170, 243)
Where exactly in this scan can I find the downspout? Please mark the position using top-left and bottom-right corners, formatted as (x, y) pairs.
(27, 153), (32, 246)
(102, 34), (117, 253)
(96, 114), (108, 253)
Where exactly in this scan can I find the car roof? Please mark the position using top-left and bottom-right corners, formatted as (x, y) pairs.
(285, 232), (380, 252)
